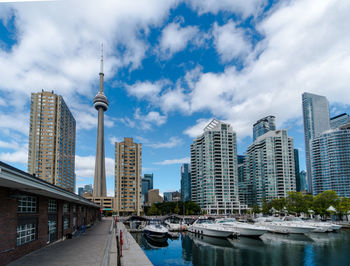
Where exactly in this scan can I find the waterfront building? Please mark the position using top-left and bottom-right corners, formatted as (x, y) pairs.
(237, 155), (252, 207)
(164, 192), (173, 202)
(330, 113), (350, 129)
(115, 137), (142, 215)
(147, 189), (163, 204)
(83, 196), (115, 211)
(299, 170), (308, 191)
(253, 115), (276, 141)
(190, 119), (243, 214)
(302, 92), (330, 194)
(311, 123), (350, 197)
(142, 178), (151, 204)
(78, 187), (84, 196)
(93, 46), (109, 197)
(143, 174), (153, 190)
(28, 90), (76, 192)
(181, 163), (191, 202)
(245, 129), (296, 206)
(294, 149), (301, 192)
(0, 161), (100, 265)
(84, 184), (93, 193)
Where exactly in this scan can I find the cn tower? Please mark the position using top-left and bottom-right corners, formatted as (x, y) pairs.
(93, 44), (108, 197)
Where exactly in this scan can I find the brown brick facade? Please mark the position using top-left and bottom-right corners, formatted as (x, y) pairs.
(0, 187), (100, 265)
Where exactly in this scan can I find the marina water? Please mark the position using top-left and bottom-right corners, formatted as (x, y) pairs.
(132, 230), (350, 266)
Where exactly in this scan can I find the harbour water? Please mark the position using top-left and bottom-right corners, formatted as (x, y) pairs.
(132, 230), (350, 266)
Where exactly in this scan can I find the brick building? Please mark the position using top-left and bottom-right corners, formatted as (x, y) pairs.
(0, 161), (101, 265)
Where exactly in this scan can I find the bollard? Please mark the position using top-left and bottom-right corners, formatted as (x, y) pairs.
(119, 230), (123, 257)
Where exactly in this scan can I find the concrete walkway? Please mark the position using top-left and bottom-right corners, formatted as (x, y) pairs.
(9, 218), (113, 266)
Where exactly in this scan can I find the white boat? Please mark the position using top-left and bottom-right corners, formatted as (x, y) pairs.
(303, 219), (342, 232)
(215, 218), (268, 237)
(188, 217), (234, 238)
(143, 220), (169, 239)
(283, 217), (332, 233)
(255, 216), (316, 234)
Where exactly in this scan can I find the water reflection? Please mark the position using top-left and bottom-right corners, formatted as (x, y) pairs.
(132, 230), (350, 266)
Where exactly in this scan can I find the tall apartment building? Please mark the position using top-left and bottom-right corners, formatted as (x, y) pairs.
(190, 119), (242, 214)
(330, 113), (350, 129)
(28, 90), (76, 192)
(245, 129), (296, 206)
(302, 92), (330, 194)
(253, 116), (276, 141)
(311, 123), (350, 197)
(115, 138), (142, 215)
(181, 163), (191, 202)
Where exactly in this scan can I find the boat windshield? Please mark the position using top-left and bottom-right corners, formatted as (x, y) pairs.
(217, 219), (235, 223)
(284, 217), (302, 222)
(196, 219), (214, 224)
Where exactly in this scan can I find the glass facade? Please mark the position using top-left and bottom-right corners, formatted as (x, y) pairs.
(302, 92), (330, 194)
(311, 128), (350, 197)
(330, 113), (350, 129)
(253, 116), (276, 141)
(181, 163), (191, 202)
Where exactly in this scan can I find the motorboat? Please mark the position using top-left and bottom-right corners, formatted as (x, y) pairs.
(143, 219), (169, 240)
(255, 216), (316, 234)
(283, 217), (332, 233)
(215, 218), (268, 237)
(188, 217), (234, 238)
(304, 219), (342, 232)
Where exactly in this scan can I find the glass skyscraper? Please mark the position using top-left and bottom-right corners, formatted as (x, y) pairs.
(302, 92), (330, 194)
(253, 116), (276, 141)
(311, 124), (350, 197)
(190, 119), (242, 214)
(181, 163), (191, 202)
(330, 113), (350, 129)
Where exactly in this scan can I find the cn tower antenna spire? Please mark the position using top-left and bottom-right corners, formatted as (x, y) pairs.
(100, 43), (103, 74)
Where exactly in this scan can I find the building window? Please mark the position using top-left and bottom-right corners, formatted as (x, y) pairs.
(17, 223), (36, 246)
(18, 195), (37, 213)
(63, 216), (69, 230)
(48, 199), (57, 213)
(63, 203), (69, 213)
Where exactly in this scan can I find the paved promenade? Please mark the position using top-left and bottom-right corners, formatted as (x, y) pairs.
(9, 217), (113, 266)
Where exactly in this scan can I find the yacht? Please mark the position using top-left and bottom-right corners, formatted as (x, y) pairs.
(143, 220), (169, 239)
(283, 217), (332, 233)
(188, 217), (234, 238)
(255, 217), (316, 234)
(215, 218), (268, 237)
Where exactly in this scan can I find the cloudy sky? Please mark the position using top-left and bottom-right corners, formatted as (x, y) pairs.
(0, 0), (349, 196)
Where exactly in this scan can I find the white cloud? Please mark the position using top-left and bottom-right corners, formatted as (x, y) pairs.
(125, 80), (168, 101)
(187, 0), (267, 18)
(158, 21), (199, 58)
(0, 0), (177, 136)
(146, 137), (183, 148)
(0, 140), (20, 150)
(183, 118), (214, 138)
(75, 155), (114, 178)
(154, 157), (190, 165)
(108, 136), (122, 145)
(212, 20), (252, 63)
(134, 108), (167, 130)
(0, 149), (27, 164)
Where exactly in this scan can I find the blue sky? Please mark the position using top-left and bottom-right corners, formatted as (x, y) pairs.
(0, 0), (349, 196)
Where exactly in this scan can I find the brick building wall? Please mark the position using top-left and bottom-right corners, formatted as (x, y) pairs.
(0, 187), (100, 265)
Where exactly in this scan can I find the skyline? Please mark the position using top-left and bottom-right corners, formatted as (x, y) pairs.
(0, 0), (350, 196)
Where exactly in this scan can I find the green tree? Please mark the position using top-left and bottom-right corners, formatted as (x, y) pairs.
(148, 204), (159, 216)
(313, 190), (338, 217)
(252, 205), (260, 214)
(174, 204), (180, 214)
(336, 197), (350, 220)
(271, 198), (286, 212)
(262, 199), (271, 215)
